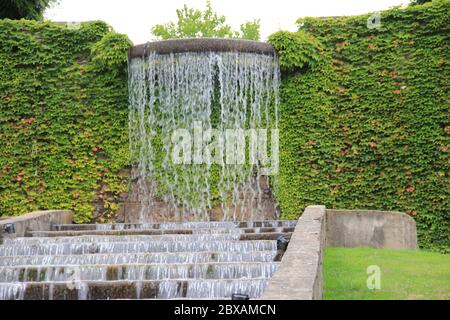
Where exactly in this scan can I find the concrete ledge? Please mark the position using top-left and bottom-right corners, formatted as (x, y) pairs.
(0, 210), (73, 240)
(129, 38), (277, 58)
(262, 205), (325, 300)
(326, 209), (417, 249)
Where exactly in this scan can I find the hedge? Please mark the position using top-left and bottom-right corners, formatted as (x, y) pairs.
(269, 0), (449, 252)
(0, 20), (132, 223)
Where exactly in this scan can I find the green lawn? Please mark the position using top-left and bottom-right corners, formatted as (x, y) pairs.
(324, 247), (450, 300)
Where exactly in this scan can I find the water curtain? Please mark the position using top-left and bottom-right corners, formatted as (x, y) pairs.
(128, 50), (280, 222)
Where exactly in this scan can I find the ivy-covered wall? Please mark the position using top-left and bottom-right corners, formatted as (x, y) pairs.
(0, 20), (132, 223)
(0, 1), (448, 252)
(269, 0), (449, 252)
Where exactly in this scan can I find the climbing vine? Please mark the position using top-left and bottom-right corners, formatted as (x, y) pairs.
(0, 1), (448, 252)
(268, 31), (323, 72)
(270, 0), (449, 252)
(0, 20), (132, 223)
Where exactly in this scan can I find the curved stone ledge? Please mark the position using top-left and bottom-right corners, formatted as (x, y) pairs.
(129, 38), (277, 58)
(325, 209), (417, 249)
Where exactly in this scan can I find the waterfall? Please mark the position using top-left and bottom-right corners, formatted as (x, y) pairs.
(128, 51), (280, 222)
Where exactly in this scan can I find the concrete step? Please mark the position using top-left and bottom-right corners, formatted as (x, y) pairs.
(0, 240), (277, 256)
(0, 279), (268, 300)
(0, 262), (279, 282)
(51, 220), (297, 231)
(26, 227), (294, 238)
(21, 230), (292, 241)
(5, 234), (243, 244)
(0, 251), (279, 267)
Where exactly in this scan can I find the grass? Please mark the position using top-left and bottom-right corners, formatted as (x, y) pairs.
(324, 247), (450, 300)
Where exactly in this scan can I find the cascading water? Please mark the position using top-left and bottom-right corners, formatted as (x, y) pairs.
(0, 218), (297, 299)
(128, 49), (280, 222)
(0, 262), (279, 282)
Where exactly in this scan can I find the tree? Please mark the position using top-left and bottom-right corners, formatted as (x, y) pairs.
(0, 0), (58, 20)
(237, 20), (261, 41)
(151, 0), (261, 40)
(410, 0), (433, 5)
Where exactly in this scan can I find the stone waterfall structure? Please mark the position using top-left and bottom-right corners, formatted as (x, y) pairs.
(0, 39), (293, 300)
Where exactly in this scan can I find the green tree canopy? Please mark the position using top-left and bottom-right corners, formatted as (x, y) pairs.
(151, 0), (261, 40)
(410, 0), (433, 4)
(0, 0), (58, 20)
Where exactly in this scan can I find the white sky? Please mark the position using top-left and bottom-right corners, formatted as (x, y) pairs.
(45, 0), (409, 44)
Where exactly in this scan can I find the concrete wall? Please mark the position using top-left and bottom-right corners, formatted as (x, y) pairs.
(262, 205), (326, 300)
(326, 209), (417, 249)
(0, 210), (73, 242)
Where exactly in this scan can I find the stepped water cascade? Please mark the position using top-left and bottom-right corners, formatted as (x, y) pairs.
(0, 219), (296, 299)
(0, 39), (291, 300)
(128, 39), (280, 222)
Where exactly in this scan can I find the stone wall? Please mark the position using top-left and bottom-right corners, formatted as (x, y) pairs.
(0, 210), (73, 242)
(262, 205), (326, 300)
(119, 173), (279, 223)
